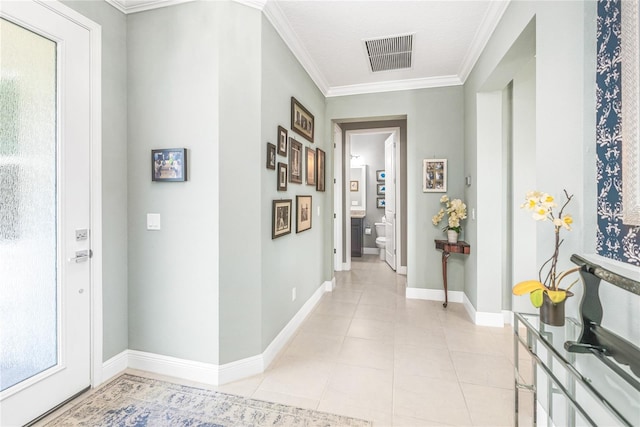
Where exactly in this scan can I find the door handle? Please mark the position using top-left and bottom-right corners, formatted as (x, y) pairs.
(68, 250), (89, 263)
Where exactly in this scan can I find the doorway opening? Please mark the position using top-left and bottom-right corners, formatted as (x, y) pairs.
(333, 118), (407, 275)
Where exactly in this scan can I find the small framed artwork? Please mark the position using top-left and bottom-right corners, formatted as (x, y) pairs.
(350, 181), (359, 192)
(272, 199), (292, 239)
(296, 195), (312, 233)
(152, 148), (187, 182)
(377, 197), (386, 208)
(277, 162), (288, 191)
(266, 143), (276, 169)
(316, 148), (326, 192)
(423, 159), (447, 192)
(377, 183), (386, 195)
(306, 147), (316, 186)
(291, 97), (314, 143)
(376, 170), (386, 182)
(289, 138), (303, 184)
(277, 126), (288, 156)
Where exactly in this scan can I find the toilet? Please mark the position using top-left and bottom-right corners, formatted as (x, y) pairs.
(374, 219), (386, 261)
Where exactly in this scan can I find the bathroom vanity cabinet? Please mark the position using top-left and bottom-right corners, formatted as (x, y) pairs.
(351, 217), (363, 257)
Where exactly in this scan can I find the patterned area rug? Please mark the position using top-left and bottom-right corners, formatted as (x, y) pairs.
(44, 374), (371, 426)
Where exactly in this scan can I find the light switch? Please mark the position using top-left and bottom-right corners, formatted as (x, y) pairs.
(147, 213), (161, 230)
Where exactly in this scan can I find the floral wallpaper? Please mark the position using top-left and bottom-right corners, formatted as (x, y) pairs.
(596, 0), (640, 266)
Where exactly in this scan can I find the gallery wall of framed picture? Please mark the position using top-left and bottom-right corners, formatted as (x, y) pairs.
(268, 95), (325, 239)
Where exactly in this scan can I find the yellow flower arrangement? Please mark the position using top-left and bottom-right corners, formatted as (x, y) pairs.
(512, 190), (580, 307)
(432, 195), (467, 233)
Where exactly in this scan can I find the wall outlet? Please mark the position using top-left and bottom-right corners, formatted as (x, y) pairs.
(292, 287), (297, 302)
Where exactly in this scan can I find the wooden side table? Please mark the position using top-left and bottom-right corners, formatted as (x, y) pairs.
(434, 239), (471, 307)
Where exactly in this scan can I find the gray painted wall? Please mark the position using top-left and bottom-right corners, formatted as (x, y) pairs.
(62, 0), (129, 362)
(327, 88), (465, 292)
(260, 16), (329, 351)
(463, 1), (597, 314)
(127, 2), (220, 363)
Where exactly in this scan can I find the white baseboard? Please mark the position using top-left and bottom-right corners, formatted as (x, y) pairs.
(128, 350), (220, 385)
(404, 288), (505, 328)
(103, 280), (329, 387)
(262, 282), (328, 370)
(325, 277), (336, 292)
(396, 265), (407, 275)
(101, 350), (128, 384)
(405, 287), (464, 304)
(217, 355), (264, 385)
(462, 294), (505, 327)
(363, 247), (379, 255)
(503, 310), (513, 325)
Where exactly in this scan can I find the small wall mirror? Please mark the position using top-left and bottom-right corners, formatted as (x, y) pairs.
(350, 165), (367, 214)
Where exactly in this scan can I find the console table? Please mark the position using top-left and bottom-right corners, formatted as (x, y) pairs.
(434, 239), (470, 307)
(514, 254), (640, 426)
(514, 313), (639, 426)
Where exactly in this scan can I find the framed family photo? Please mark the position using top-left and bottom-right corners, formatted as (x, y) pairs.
(423, 159), (447, 192)
(296, 195), (312, 233)
(152, 148), (187, 182)
(266, 143), (276, 169)
(350, 181), (359, 192)
(289, 138), (303, 184)
(316, 148), (326, 192)
(272, 199), (292, 239)
(306, 147), (316, 186)
(291, 97), (314, 143)
(277, 126), (288, 156)
(277, 162), (288, 191)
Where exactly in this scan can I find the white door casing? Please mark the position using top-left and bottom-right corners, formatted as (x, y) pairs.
(384, 133), (396, 270)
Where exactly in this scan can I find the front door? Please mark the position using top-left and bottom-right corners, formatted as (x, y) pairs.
(0, 1), (92, 425)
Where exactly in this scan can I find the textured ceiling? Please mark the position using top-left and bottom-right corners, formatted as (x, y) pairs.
(107, 0), (510, 97)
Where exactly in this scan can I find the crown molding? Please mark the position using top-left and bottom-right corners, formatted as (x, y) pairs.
(233, 0), (267, 11)
(458, 0), (510, 82)
(325, 75), (463, 98)
(105, 0), (197, 14)
(262, 1), (330, 95)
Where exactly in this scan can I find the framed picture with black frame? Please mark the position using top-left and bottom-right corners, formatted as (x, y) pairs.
(277, 126), (288, 156)
(296, 195), (312, 233)
(277, 162), (288, 191)
(289, 138), (303, 184)
(316, 148), (326, 192)
(152, 148), (187, 182)
(272, 199), (292, 239)
(291, 97), (314, 143)
(306, 147), (316, 186)
(266, 143), (276, 169)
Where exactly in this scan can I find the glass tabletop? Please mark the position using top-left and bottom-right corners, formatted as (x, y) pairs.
(515, 313), (640, 426)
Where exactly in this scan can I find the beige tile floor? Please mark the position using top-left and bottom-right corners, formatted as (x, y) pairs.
(38, 254), (534, 426)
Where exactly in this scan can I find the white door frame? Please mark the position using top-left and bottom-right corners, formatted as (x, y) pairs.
(334, 126), (402, 271)
(33, 0), (104, 388)
(332, 123), (344, 271)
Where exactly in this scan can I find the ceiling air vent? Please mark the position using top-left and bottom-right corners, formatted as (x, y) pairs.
(364, 34), (413, 73)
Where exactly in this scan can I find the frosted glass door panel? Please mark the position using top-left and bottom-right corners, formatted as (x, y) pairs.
(0, 18), (58, 392)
